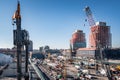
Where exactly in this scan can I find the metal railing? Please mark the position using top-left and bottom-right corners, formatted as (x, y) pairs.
(29, 59), (46, 80)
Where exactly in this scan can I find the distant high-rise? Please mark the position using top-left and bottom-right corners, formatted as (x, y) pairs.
(89, 22), (112, 48)
(70, 30), (86, 50)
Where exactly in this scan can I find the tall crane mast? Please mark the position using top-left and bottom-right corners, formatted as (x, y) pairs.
(84, 6), (113, 80)
(84, 6), (103, 59)
(84, 6), (96, 27)
(84, 6), (103, 63)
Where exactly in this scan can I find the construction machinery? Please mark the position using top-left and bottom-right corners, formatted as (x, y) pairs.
(84, 6), (105, 60)
(12, 1), (31, 80)
(84, 6), (112, 80)
(84, 6), (96, 27)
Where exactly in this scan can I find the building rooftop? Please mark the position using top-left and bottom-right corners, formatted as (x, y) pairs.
(96, 22), (106, 26)
(77, 48), (96, 50)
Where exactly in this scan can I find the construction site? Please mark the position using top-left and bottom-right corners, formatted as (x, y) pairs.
(30, 6), (120, 80)
(67, 6), (120, 80)
(0, 1), (120, 80)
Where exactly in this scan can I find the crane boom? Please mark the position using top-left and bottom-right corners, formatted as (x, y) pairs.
(84, 6), (95, 27)
(84, 6), (113, 80)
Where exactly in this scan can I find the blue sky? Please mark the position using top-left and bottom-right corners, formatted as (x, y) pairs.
(0, 0), (120, 49)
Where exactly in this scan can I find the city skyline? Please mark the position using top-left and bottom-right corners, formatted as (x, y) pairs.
(0, 0), (120, 49)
